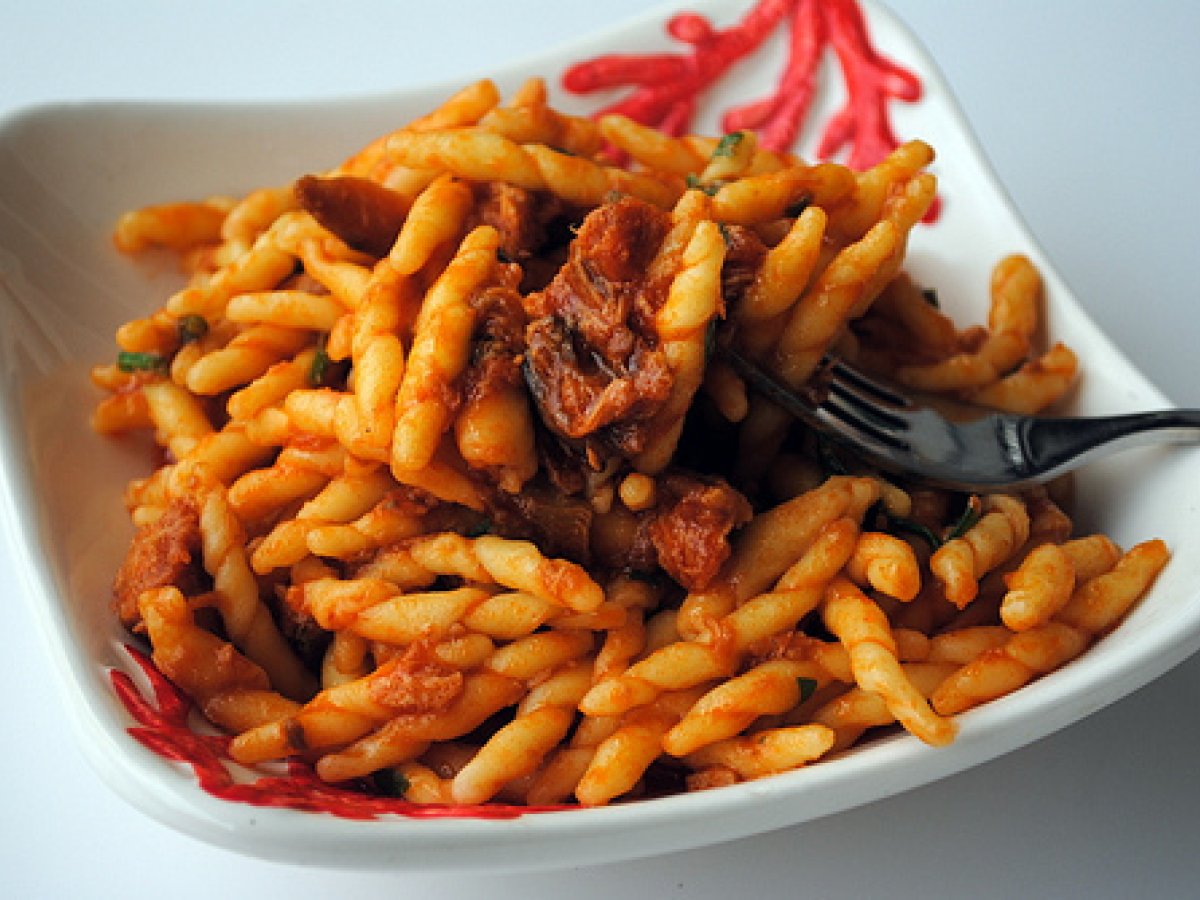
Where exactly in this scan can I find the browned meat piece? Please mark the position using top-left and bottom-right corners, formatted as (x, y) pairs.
(523, 197), (675, 460)
(470, 182), (560, 261)
(646, 474), (752, 591)
(533, 429), (590, 497)
(589, 504), (660, 576)
(484, 483), (595, 565)
(112, 499), (205, 627)
(588, 472), (751, 591)
(294, 174), (411, 258)
(525, 316), (671, 444)
(462, 286), (527, 411)
(720, 223), (768, 307)
(453, 284), (540, 493)
(469, 182), (578, 292)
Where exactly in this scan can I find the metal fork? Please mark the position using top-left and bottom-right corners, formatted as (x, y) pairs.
(722, 348), (1200, 492)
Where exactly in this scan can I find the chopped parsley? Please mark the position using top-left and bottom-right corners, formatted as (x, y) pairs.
(117, 351), (168, 373)
(883, 515), (942, 550)
(309, 342), (331, 387)
(816, 435), (849, 476)
(945, 495), (983, 542)
(685, 173), (721, 196)
(176, 314), (208, 344)
(371, 768), (411, 798)
(712, 131), (745, 158)
(797, 677), (818, 704)
(464, 518), (493, 538)
(881, 495), (982, 550)
(703, 318), (719, 363)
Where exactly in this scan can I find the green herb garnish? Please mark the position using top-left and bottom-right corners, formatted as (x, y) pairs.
(816, 435), (848, 476)
(703, 318), (719, 363)
(117, 351), (168, 373)
(685, 173), (721, 196)
(371, 768), (411, 798)
(881, 495), (982, 549)
(464, 518), (493, 538)
(797, 677), (818, 704)
(309, 344), (331, 387)
(884, 515), (942, 550)
(945, 495), (983, 542)
(712, 131), (745, 158)
(177, 314), (208, 344)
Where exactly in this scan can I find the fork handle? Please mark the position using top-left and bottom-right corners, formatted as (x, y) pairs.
(1024, 409), (1200, 478)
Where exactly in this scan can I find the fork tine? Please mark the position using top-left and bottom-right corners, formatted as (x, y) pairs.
(819, 391), (913, 451)
(825, 357), (913, 409)
(818, 356), (915, 448)
(722, 347), (914, 452)
(825, 378), (911, 432)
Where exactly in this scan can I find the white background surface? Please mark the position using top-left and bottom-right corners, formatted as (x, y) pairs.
(3, 1), (1199, 896)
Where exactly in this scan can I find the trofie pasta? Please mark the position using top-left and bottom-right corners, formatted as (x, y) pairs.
(95, 78), (1168, 808)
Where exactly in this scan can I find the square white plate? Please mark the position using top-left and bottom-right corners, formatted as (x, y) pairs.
(1, 0), (1197, 873)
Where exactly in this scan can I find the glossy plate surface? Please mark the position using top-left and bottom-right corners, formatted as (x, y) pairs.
(1, 0), (1197, 873)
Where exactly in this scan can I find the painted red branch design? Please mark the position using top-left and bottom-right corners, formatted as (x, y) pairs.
(562, 0), (922, 169)
(112, 644), (564, 820)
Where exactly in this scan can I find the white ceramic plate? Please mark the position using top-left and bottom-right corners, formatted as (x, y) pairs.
(1, 0), (1198, 874)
